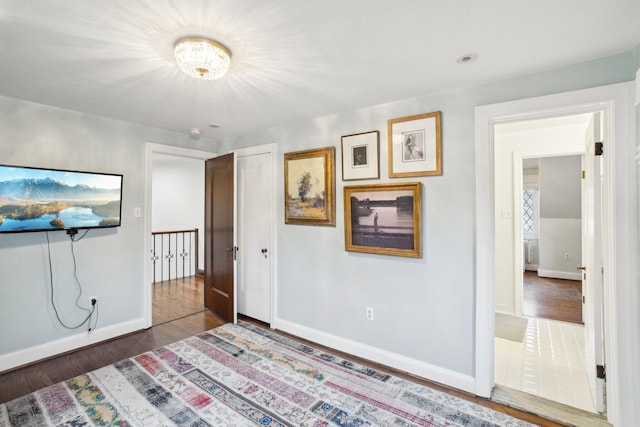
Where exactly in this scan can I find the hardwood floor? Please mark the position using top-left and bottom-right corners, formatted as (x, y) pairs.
(0, 311), (565, 426)
(1, 278), (567, 426)
(0, 310), (225, 404)
(152, 275), (205, 325)
(522, 271), (582, 324)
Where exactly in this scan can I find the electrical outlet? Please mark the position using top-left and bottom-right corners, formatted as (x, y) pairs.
(564, 253), (570, 260)
(365, 306), (374, 321)
(89, 296), (97, 306)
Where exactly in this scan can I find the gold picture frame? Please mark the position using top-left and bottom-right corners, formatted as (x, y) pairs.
(344, 182), (421, 257)
(341, 130), (380, 181)
(388, 111), (442, 177)
(284, 146), (336, 226)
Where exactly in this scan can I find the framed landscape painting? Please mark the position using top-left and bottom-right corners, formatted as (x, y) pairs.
(388, 111), (442, 177)
(344, 182), (421, 257)
(284, 146), (336, 226)
(341, 130), (379, 181)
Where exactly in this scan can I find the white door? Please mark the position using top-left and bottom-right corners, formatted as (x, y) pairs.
(237, 149), (273, 323)
(581, 112), (605, 413)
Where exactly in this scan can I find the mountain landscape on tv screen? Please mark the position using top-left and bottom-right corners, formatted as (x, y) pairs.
(0, 177), (121, 231)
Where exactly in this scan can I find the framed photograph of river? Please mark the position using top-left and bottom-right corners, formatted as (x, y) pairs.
(284, 146), (336, 226)
(344, 182), (421, 257)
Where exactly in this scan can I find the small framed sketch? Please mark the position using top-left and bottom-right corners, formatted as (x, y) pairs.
(344, 182), (421, 258)
(388, 111), (442, 177)
(341, 130), (380, 181)
(284, 146), (336, 226)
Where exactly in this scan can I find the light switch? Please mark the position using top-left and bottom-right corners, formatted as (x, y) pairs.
(500, 209), (512, 219)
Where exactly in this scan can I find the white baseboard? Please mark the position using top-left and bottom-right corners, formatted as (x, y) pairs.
(0, 317), (147, 372)
(494, 303), (513, 315)
(537, 269), (582, 281)
(272, 317), (475, 394)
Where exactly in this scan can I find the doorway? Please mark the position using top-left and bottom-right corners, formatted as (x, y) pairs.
(474, 83), (634, 426)
(494, 141), (594, 412)
(151, 154), (207, 325)
(143, 143), (216, 328)
(202, 143), (276, 326)
(520, 157), (583, 325)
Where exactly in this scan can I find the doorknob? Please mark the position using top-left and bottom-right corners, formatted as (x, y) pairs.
(577, 265), (586, 271)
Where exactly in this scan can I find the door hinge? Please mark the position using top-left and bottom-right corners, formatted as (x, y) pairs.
(581, 170), (585, 179)
(595, 142), (604, 156)
(596, 364), (606, 380)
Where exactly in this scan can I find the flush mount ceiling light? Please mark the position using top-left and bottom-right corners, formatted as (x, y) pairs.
(174, 36), (231, 80)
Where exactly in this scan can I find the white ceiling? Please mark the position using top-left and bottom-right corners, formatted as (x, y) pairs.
(0, 0), (639, 139)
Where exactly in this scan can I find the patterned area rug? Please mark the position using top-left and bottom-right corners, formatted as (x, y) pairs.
(0, 321), (533, 426)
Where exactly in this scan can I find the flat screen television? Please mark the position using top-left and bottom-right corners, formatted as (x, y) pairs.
(0, 164), (123, 234)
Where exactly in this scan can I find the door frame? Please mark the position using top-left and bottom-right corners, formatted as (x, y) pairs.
(474, 82), (634, 425)
(143, 142), (216, 328)
(232, 143), (277, 326)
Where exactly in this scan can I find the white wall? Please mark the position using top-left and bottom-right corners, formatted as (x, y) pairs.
(538, 155), (582, 280)
(216, 52), (634, 388)
(0, 95), (216, 369)
(152, 157), (205, 271)
(538, 218), (581, 279)
(539, 156), (582, 218)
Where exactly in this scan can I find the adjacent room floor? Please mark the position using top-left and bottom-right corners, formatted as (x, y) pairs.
(522, 271), (582, 324)
(494, 272), (598, 416)
(152, 275), (204, 325)
(495, 317), (594, 412)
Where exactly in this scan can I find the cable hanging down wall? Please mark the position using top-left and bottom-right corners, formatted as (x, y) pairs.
(46, 230), (98, 332)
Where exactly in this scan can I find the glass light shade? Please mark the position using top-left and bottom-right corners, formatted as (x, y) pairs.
(174, 37), (231, 80)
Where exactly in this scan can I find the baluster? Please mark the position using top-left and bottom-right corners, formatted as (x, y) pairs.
(151, 234), (158, 283)
(194, 228), (199, 276)
(168, 233), (171, 280)
(189, 231), (192, 276)
(151, 229), (199, 283)
(160, 235), (164, 282)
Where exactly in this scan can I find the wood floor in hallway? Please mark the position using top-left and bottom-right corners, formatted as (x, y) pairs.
(522, 271), (582, 324)
(152, 275), (204, 325)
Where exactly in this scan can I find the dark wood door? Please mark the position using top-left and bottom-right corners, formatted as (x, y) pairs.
(204, 153), (236, 323)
